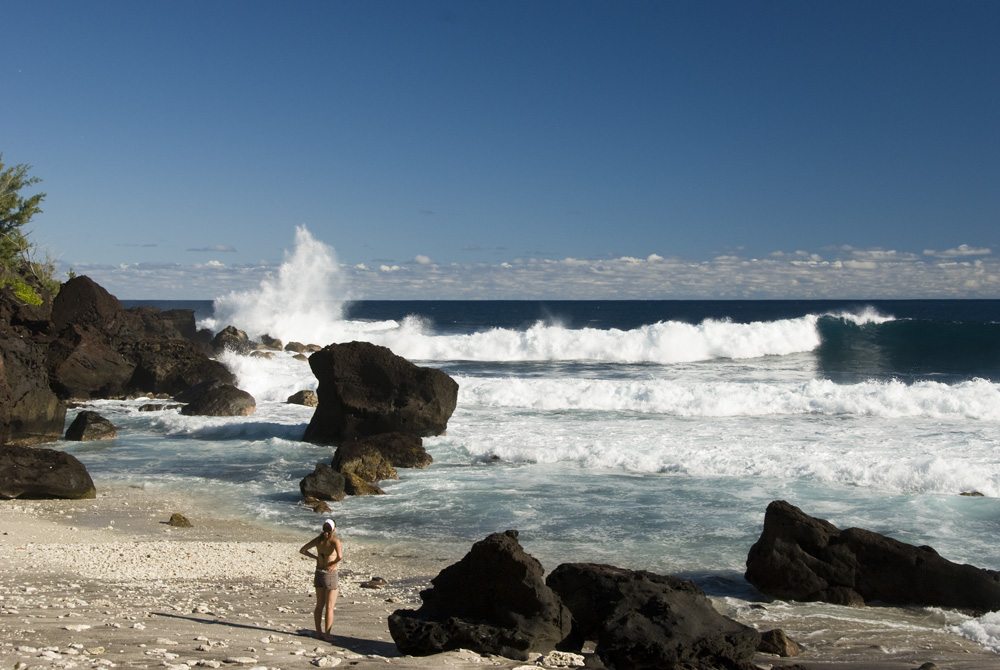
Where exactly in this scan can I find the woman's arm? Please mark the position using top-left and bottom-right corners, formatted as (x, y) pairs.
(299, 537), (319, 559)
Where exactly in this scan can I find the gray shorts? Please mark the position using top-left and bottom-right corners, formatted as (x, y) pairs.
(314, 570), (339, 590)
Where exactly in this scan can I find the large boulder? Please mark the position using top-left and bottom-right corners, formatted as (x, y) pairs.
(745, 500), (1000, 614)
(47, 324), (135, 399)
(65, 410), (118, 441)
(547, 563), (760, 670)
(126, 339), (236, 396)
(302, 342), (458, 444)
(300, 462), (347, 502)
(50, 275), (138, 339)
(180, 384), (256, 417)
(388, 530), (572, 661)
(1, 333), (65, 446)
(0, 445), (96, 499)
(47, 277), (227, 400)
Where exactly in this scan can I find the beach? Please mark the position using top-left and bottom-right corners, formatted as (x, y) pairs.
(2, 485), (998, 670)
(0, 485), (509, 670)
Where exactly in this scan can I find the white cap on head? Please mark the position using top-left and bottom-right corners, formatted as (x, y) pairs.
(322, 519), (336, 531)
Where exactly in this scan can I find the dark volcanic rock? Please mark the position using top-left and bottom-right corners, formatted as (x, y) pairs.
(65, 410), (118, 441)
(48, 324), (135, 399)
(127, 339), (236, 396)
(259, 334), (282, 350)
(287, 389), (318, 407)
(1, 286), (66, 446)
(129, 306), (199, 341)
(50, 275), (138, 339)
(2, 334), (65, 446)
(211, 325), (256, 355)
(349, 432), (433, 469)
(299, 462), (347, 502)
(343, 471), (385, 496)
(0, 444), (96, 499)
(758, 629), (802, 657)
(180, 384), (256, 416)
(547, 562), (760, 670)
(745, 500), (1000, 614)
(332, 440), (398, 483)
(0, 353), (11, 445)
(388, 530), (571, 661)
(302, 341), (458, 443)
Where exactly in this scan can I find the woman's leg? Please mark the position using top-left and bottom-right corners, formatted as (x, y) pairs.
(323, 587), (338, 637)
(313, 587), (327, 638)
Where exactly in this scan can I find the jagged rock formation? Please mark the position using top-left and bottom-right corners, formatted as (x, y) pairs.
(547, 562), (760, 670)
(745, 500), (1000, 614)
(388, 530), (572, 660)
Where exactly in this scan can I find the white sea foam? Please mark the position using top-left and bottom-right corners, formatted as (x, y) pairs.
(951, 611), (1000, 653)
(453, 376), (1000, 419)
(218, 349), (316, 403)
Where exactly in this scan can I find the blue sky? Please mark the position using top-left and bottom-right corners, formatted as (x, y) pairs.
(4, 0), (999, 299)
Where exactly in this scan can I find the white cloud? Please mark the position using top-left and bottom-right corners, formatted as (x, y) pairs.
(188, 244), (237, 253)
(924, 244), (992, 258)
(414, 254), (433, 265)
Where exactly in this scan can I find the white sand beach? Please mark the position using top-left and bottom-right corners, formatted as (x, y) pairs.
(2, 485), (997, 670)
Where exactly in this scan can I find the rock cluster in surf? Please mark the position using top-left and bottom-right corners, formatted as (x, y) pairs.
(298, 341), (457, 505)
(0, 274), (459, 502)
(0, 275), (254, 498)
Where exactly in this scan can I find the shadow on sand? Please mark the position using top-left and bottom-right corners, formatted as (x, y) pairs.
(152, 612), (400, 657)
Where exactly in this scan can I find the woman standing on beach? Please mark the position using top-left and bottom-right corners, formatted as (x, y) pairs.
(299, 518), (342, 640)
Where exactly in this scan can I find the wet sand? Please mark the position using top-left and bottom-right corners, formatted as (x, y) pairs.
(2, 485), (997, 670)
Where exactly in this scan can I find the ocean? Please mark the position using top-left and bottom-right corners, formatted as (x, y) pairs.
(55, 238), (1000, 655)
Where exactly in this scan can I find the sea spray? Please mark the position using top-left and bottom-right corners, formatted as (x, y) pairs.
(208, 226), (351, 345)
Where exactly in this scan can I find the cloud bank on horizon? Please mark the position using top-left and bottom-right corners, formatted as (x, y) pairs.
(70, 228), (998, 300)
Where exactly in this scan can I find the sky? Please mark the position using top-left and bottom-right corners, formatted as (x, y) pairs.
(3, 0), (999, 300)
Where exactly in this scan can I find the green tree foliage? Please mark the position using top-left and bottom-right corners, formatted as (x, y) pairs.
(0, 153), (59, 300)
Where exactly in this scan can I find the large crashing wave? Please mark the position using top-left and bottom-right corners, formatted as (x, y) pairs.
(365, 316), (823, 363)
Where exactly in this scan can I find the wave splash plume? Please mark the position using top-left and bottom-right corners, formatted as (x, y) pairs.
(207, 225), (350, 345)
